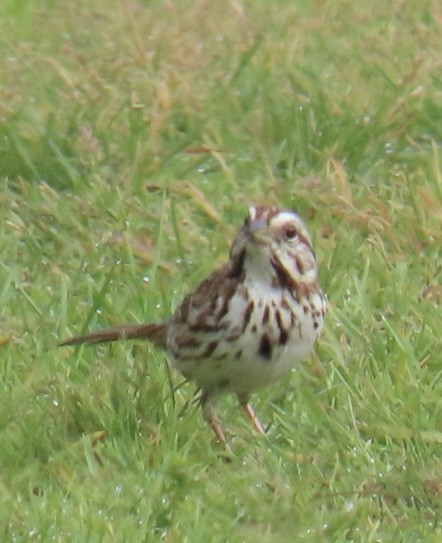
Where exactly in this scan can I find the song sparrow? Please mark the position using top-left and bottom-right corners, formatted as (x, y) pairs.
(60, 206), (326, 452)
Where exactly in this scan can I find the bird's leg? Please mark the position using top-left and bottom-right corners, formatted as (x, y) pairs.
(209, 420), (232, 454)
(201, 391), (233, 455)
(237, 393), (266, 435)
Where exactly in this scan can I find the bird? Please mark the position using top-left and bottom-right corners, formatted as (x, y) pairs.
(60, 205), (326, 452)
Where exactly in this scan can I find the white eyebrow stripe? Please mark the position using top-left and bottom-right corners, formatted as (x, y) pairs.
(270, 211), (299, 226)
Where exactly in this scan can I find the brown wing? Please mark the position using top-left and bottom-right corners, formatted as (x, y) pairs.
(166, 258), (246, 362)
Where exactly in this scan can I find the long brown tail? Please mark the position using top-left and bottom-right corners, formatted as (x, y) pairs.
(59, 322), (168, 349)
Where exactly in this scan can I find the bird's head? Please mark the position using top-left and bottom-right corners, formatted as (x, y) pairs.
(230, 206), (318, 288)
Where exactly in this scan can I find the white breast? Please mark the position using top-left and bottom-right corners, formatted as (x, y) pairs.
(171, 284), (325, 395)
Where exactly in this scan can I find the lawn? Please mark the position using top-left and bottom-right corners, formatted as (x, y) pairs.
(1, 0), (441, 541)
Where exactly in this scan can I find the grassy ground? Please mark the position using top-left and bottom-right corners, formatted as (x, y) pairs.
(1, 0), (441, 541)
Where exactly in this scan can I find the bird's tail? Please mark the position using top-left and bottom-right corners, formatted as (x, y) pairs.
(59, 322), (167, 349)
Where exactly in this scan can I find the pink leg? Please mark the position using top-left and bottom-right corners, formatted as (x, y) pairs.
(210, 419), (233, 455)
(241, 400), (266, 435)
(201, 390), (233, 454)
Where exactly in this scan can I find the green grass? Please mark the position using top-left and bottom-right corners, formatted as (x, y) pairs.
(1, 0), (441, 541)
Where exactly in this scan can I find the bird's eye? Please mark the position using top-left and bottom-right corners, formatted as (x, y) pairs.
(285, 226), (297, 239)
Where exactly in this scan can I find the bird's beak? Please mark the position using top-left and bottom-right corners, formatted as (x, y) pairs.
(248, 217), (269, 243)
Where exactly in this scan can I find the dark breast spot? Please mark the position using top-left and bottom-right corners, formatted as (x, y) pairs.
(275, 310), (288, 345)
(258, 334), (272, 361)
(262, 305), (270, 325)
(241, 300), (254, 332)
(202, 340), (218, 358)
